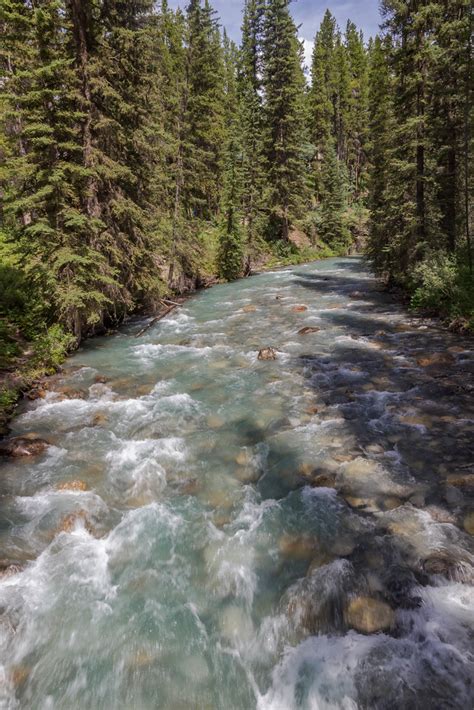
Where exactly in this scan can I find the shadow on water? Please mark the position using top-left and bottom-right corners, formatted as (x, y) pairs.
(289, 265), (474, 613)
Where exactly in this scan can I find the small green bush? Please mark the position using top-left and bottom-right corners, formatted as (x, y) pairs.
(31, 325), (76, 374)
(410, 253), (474, 328)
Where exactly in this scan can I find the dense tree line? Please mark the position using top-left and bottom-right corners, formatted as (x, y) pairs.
(367, 0), (472, 321)
(0, 0), (472, 368)
(0, 0), (372, 346)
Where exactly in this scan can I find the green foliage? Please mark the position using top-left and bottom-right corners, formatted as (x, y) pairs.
(217, 220), (244, 281)
(410, 254), (474, 325)
(30, 325), (76, 375)
(366, 2), (472, 319)
(262, 0), (310, 241)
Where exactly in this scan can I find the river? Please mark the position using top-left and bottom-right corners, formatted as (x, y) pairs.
(0, 257), (473, 709)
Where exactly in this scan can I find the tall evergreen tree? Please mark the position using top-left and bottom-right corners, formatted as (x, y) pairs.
(182, 0), (226, 219)
(238, 0), (265, 267)
(262, 0), (309, 241)
(345, 20), (369, 197)
(366, 35), (396, 275)
(218, 32), (244, 280)
(309, 9), (338, 200)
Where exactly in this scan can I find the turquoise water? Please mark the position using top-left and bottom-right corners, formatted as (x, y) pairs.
(0, 257), (473, 708)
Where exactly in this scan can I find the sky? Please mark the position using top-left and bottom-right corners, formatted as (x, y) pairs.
(167, 1), (382, 68)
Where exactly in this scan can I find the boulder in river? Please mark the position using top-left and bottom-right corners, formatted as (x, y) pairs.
(345, 596), (395, 634)
(463, 511), (474, 535)
(0, 436), (49, 458)
(279, 534), (318, 560)
(258, 347), (277, 361)
(298, 326), (320, 335)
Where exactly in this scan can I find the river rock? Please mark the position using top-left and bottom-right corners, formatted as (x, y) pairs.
(416, 353), (455, 368)
(446, 473), (474, 488)
(345, 596), (395, 634)
(235, 450), (251, 466)
(463, 512), (474, 535)
(307, 550), (335, 575)
(344, 496), (380, 513)
(423, 555), (455, 578)
(0, 563), (24, 580)
(92, 413), (109, 427)
(381, 497), (402, 511)
(258, 347), (277, 361)
(56, 480), (88, 492)
(0, 436), (49, 458)
(298, 327), (320, 335)
(279, 534), (318, 560)
(206, 415), (225, 429)
(56, 510), (93, 535)
(309, 471), (338, 489)
(219, 605), (254, 643)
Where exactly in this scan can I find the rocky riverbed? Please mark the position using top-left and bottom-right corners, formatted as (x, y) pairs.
(0, 257), (473, 708)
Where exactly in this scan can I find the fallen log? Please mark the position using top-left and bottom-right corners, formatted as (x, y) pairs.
(135, 304), (178, 338)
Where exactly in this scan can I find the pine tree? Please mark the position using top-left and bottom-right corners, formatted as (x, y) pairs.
(345, 21), (369, 197)
(320, 140), (349, 249)
(366, 35), (396, 275)
(309, 9), (337, 200)
(2, 0), (116, 339)
(262, 0), (309, 241)
(218, 31), (243, 281)
(238, 0), (265, 267)
(182, 0), (226, 220)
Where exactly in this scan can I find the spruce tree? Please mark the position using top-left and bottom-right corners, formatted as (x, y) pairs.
(262, 0), (309, 241)
(182, 0), (226, 220)
(238, 0), (265, 267)
(218, 31), (243, 281)
(366, 35), (395, 275)
(345, 21), (369, 197)
(320, 140), (349, 250)
(309, 9), (337, 200)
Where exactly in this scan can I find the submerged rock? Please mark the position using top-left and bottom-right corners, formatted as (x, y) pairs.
(258, 347), (277, 361)
(206, 415), (225, 429)
(308, 471), (338, 489)
(446, 473), (474, 489)
(279, 534), (319, 560)
(416, 353), (455, 368)
(0, 436), (49, 458)
(463, 511), (474, 535)
(56, 480), (88, 492)
(345, 596), (395, 634)
(219, 605), (254, 643)
(92, 413), (109, 427)
(298, 326), (320, 335)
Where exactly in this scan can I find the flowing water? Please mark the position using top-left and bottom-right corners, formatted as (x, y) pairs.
(0, 257), (473, 709)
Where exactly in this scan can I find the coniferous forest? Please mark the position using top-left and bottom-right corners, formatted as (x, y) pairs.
(0, 0), (472, 410)
(1, 4), (474, 705)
